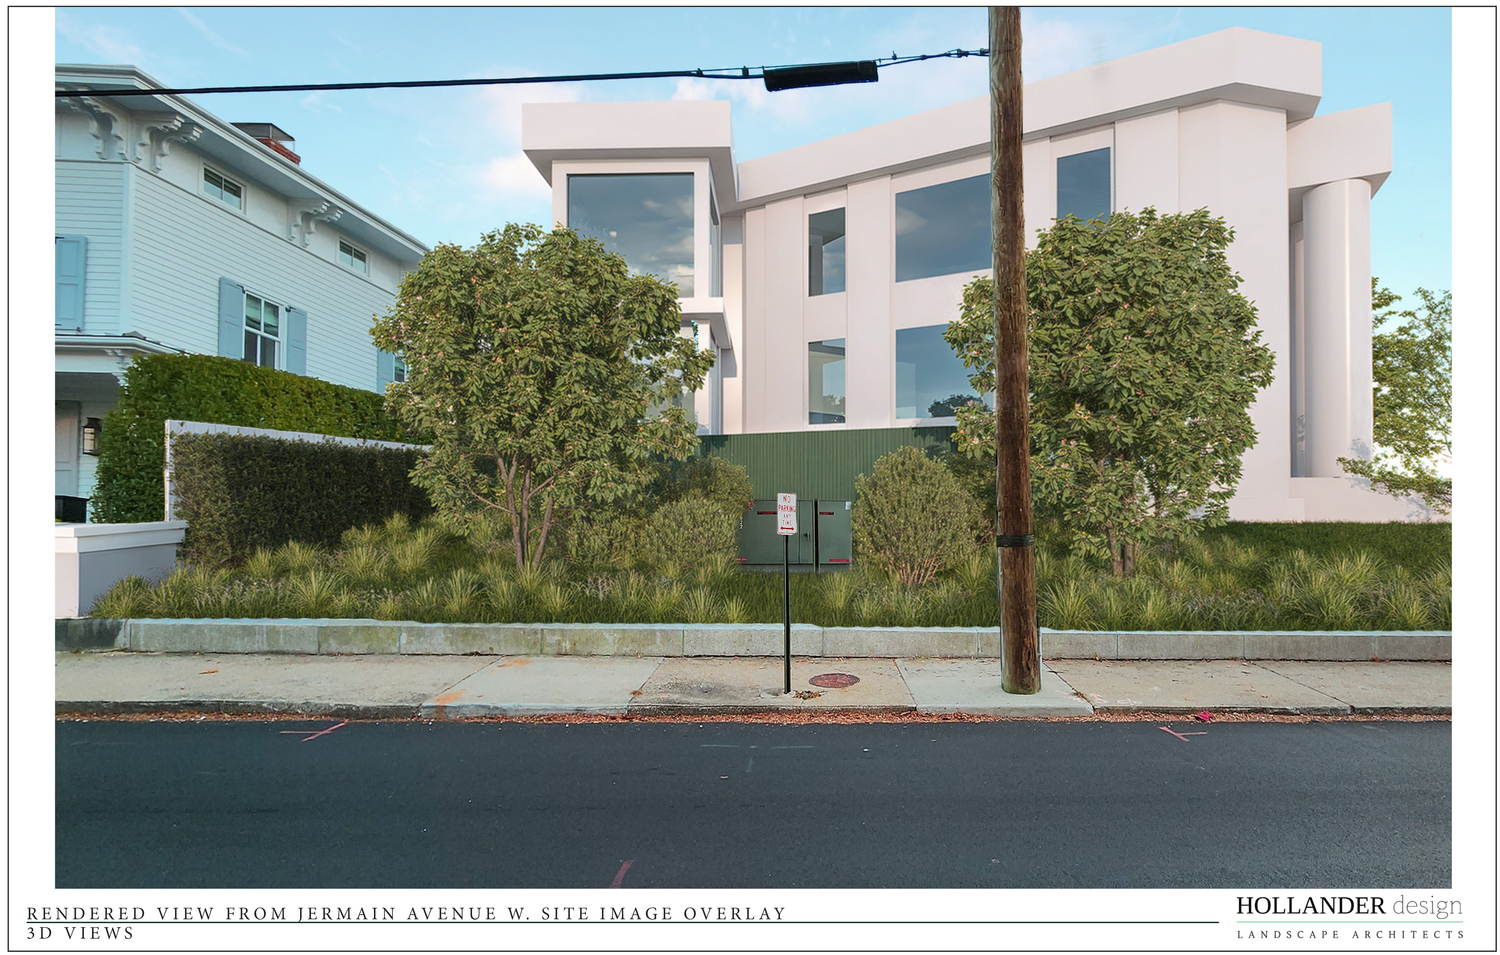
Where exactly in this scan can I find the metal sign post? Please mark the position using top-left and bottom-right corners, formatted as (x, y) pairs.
(776, 493), (797, 694)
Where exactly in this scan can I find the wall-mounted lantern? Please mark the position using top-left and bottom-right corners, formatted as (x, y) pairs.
(82, 417), (102, 455)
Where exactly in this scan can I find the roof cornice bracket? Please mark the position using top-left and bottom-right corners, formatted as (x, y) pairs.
(135, 114), (203, 173)
(58, 88), (129, 161)
(290, 200), (344, 248)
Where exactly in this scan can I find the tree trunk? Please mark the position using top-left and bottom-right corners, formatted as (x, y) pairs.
(1123, 542), (1135, 578)
(530, 494), (556, 569)
(1107, 527), (1123, 578)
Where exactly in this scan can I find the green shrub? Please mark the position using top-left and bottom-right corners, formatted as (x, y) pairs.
(663, 456), (754, 517)
(563, 512), (646, 569)
(853, 446), (983, 587)
(171, 432), (431, 565)
(642, 494), (737, 574)
(92, 353), (411, 524)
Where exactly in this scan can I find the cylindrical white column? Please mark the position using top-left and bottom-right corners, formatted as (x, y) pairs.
(1301, 178), (1374, 477)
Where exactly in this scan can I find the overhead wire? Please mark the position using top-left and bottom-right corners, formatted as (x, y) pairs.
(54, 48), (989, 98)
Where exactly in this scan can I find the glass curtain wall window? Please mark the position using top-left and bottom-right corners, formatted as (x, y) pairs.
(568, 173), (695, 297)
(808, 338), (847, 424)
(1056, 148), (1111, 224)
(203, 168), (243, 210)
(242, 293), (280, 368)
(808, 209), (846, 296)
(894, 175), (990, 282)
(895, 324), (986, 420)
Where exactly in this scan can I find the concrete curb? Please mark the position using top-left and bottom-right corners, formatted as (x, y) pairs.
(55, 618), (126, 651)
(1089, 702), (1356, 716)
(55, 700), (423, 719)
(90, 618), (1453, 661)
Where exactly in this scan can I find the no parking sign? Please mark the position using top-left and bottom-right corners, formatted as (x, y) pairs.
(776, 493), (798, 535)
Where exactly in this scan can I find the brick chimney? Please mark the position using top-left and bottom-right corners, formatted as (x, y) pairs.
(232, 122), (300, 165)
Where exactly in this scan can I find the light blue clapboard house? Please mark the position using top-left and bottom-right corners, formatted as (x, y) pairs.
(55, 64), (428, 515)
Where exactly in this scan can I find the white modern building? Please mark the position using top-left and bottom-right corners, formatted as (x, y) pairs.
(54, 64), (428, 512)
(523, 27), (1434, 521)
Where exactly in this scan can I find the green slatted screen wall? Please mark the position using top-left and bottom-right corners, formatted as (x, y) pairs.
(696, 426), (955, 502)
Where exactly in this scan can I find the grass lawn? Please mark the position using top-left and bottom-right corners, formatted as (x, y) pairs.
(91, 515), (1451, 631)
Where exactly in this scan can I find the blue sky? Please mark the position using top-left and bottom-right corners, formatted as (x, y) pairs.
(53, 6), (1452, 298)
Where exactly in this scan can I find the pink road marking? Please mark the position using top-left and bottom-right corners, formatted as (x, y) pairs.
(1159, 726), (1208, 741)
(609, 859), (633, 888)
(280, 721), (348, 741)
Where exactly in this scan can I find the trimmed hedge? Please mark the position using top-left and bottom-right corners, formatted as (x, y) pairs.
(92, 353), (411, 524)
(172, 432), (431, 565)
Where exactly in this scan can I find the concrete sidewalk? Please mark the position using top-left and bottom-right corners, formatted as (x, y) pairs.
(54, 651), (1451, 719)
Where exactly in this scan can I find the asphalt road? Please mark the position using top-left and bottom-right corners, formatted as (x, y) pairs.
(56, 719), (1450, 888)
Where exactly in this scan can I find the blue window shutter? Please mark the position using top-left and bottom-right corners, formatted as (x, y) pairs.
(376, 350), (395, 390)
(55, 236), (87, 327)
(217, 278), (244, 358)
(285, 307), (307, 375)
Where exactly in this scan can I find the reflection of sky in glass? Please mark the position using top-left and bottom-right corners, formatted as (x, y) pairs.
(895, 324), (983, 419)
(809, 208), (846, 295)
(1057, 148), (1111, 223)
(568, 174), (694, 296)
(809, 338), (846, 423)
(894, 174), (991, 282)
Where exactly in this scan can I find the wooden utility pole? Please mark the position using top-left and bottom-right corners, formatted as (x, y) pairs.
(990, 6), (1040, 694)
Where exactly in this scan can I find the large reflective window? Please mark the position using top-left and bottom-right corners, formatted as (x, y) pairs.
(1056, 148), (1111, 224)
(568, 173), (694, 296)
(808, 208), (846, 295)
(808, 338), (847, 424)
(894, 174), (990, 282)
(895, 324), (984, 419)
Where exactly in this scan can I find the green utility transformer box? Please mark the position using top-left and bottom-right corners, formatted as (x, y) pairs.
(736, 499), (849, 567)
(707, 425), (955, 569)
(815, 501), (852, 566)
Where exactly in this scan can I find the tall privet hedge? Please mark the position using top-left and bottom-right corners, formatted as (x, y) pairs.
(92, 354), (410, 524)
(172, 432), (431, 565)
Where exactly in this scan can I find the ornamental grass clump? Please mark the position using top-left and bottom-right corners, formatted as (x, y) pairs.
(852, 446), (983, 588)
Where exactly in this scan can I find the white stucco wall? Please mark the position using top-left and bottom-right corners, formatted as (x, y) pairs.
(518, 27), (1418, 522)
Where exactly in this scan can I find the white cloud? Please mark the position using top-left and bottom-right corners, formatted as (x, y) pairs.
(1020, 15), (1103, 81)
(671, 75), (774, 115)
(176, 8), (247, 58)
(479, 152), (551, 202)
(300, 90), (343, 114)
(474, 72), (588, 136)
(55, 12), (146, 63)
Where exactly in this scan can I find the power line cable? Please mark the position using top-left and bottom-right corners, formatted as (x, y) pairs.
(55, 48), (988, 98)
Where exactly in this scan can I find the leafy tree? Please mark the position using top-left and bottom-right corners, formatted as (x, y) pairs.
(372, 224), (714, 569)
(945, 208), (1274, 576)
(1338, 282), (1451, 513)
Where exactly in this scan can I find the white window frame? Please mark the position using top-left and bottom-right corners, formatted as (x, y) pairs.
(393, 354), (408, 383)
(339, 240), (369, 275)
(241, 288), (284, 370)
(202, 164), (245, 213)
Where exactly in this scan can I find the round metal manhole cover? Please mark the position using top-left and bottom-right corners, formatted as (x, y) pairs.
(809, 673), (860, 689)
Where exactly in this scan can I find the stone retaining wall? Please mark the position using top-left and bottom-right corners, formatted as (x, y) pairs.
(56, 618), (1452, 661)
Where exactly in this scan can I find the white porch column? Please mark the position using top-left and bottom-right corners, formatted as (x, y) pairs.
(1300, 178), (1374, 477)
